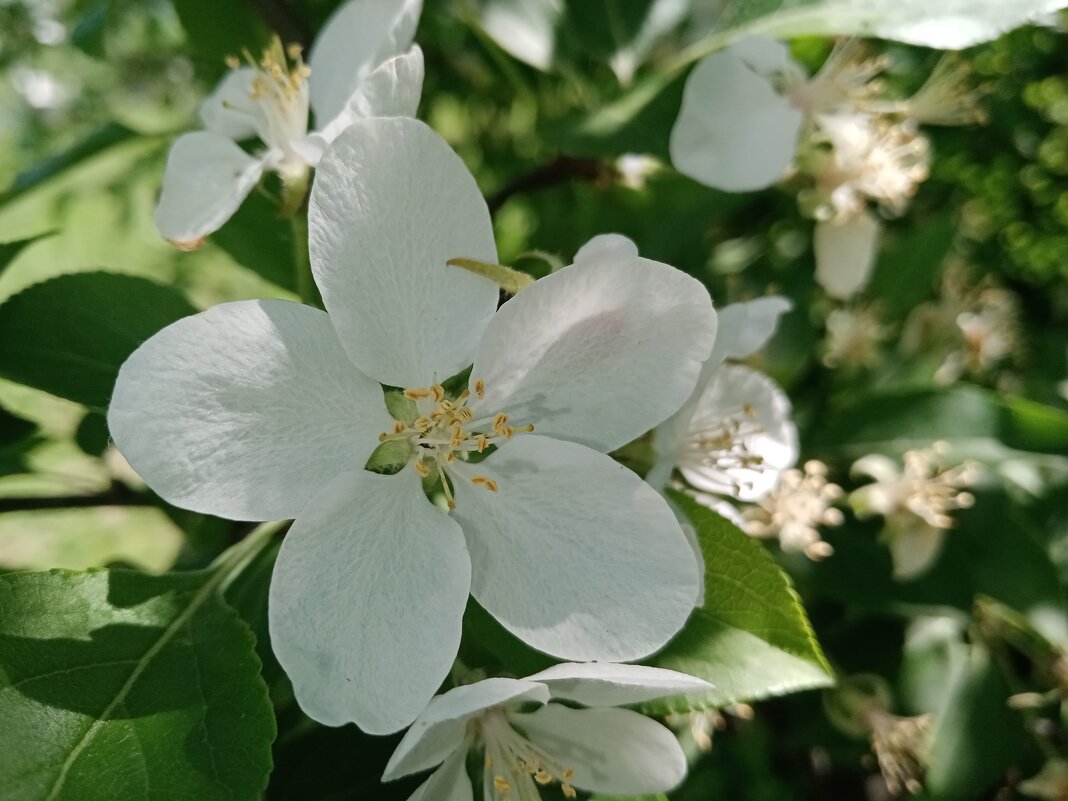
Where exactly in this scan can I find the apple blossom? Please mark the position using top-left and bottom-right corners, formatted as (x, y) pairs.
(109, 117), (716, 734)
(743, 460), (844, 559)
(155, 0), (424, 248)
(382, 662), (711, 801)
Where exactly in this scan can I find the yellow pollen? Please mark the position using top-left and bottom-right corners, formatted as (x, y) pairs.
(563, 784), (577, 799)
(286, 42), (303, 59)
(378, 432), (388, 443)
(414, 458), (430, 477)
(225, 55), (240, 69)
(493, 776), (510, 794)
(485, 755), (493, 769)
(563, 769), (574, 782)
(471, 476), (499, 492)
(404, 387), (431, 400)
(535, 770), (552, 784)
(474, 379), (486, 399)
(475, 434), (489, 453)
(430, 384), (446, 402)
(392, 421), (407, 434)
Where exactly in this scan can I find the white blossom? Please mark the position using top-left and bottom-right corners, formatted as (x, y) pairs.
(383, 663), (711, 801)
(743, 460), (844, 559)
(850, 443), (979, 579)
(821, 305), (891, 369)
(155, 0), (424, 248)
(109, 118), (716, 734)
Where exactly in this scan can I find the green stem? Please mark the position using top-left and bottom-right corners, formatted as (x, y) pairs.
(212, 520), (285, 594)
(289, 213), (321, 308)
(447, 257), (534, 295)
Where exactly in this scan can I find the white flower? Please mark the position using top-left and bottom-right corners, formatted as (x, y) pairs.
(743, 460), (844, 560)
(382, 663), (711, 801)
(109, 118), (716, 734)
(649, 296), (796, 499)
(850, 444), (978, 579)
(155, 0), (424, 248)
(821, 305), (891, 369)
(1020, 759), (1068, 801)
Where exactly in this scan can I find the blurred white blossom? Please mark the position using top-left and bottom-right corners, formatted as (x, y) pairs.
(821, 305), (892, 369)
(743, 459), (844, 559)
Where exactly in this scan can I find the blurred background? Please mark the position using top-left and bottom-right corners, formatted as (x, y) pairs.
(1, 1), (1067, 799)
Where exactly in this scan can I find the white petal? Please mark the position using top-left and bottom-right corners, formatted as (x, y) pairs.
(268, 467), (471, 734)
(469, 246), (716, 453)
(513, 705), (688, 795)
(670, 40), (805, 191)
(108, 299), (390, 521)
(814, 213), (881, 299)
(480, 0), (563, 71)
(712, 295), (793, 363)
(451, 435), (699, 662)
(572, 232), (640, 264)
(887, 522), (946, 580)
(384, 678), (549, 780)
(309, 0), (422, 125)
(199, 68), (261, 141)
(315, 46), (425, 147)
(851, 453), (901, 484)
(679, 364), (799, 502)
(524, 662), (711, 707)
(154, 131), (265, 247)
(308, 117), (499, 387)
(405, 746), (474, 801)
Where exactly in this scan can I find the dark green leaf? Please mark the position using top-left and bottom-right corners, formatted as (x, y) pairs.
(74, 412), (110, 457)
(0, 406), (36, 450)
(0, 272), (196, 410)
(0, 233), (52, 279)
(171, 0), (270, 81)
(211, 190), (297, 293)
(646, 493), (834, 714)
(0, 567), (275, 801)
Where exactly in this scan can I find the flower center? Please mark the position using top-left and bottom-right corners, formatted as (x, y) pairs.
(681, 402), (767, 494)
(379, 379), (533, 509)
(479, 708), (576, 801)
(224, 37), (311, 171)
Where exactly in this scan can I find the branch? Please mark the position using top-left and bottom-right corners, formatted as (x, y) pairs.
(0, 483), (153, 513)
(244, 0), (311, 48)
(487, 155), (612, 215)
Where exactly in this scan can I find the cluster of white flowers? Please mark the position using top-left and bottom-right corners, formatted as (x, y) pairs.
(670, 37), (984, 299)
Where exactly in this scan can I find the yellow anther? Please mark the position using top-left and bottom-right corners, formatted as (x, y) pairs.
(563, 769), (574, 782)
(471, 476), (499, 492)
(378, 432), (388, 443)
(286, 42), (303, 59)
(404, 387), (431, 400)
(563, 784), (577, 799)
(514, 424), (535, 434)
(485, 755), (493, 769)
(450, 422), (464, 448)
(413, 416), (432, 431)
(430, 384), (446, 402)
(493, 776), (511, 793)
(743, 402), (756, 418)
(474, 379), (485, 399)
(392, 421), (407, 434)
(442, 451), (456, 464)
(414, 458), (430, 477)
(225, 55), (240, 69)
(475, 434), (489, 453)
(535, 770), (552, 784)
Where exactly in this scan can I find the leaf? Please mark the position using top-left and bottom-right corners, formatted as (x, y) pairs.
(726, 0), (1068, 50)
(0, 567), (275, 801)
(0, 272), (196, 411)
(210, 190), (297, 293)
(645, 493), (834, 714)
(0, 406), (36, 450)
(171, 0), (270, 82)
(0, 233), (52, 279)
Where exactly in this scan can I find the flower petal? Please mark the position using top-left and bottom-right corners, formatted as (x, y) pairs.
(268, 467), (471, 734)
(814, 212), (881, 299)
(524, 662), (711, 707)
(712, 295), (793, 363)
(384, 678), (549, 780)
(309, 117), (499, 388)
(572, 232), (639, 264)
(108, 299), (390, 521)
(314, 45), (425, 149)
(154, 131), (265, 246)
(887, 521), (946, 580)
(670, 39), (804, 191)
(513, 705), (688, 795)
(405, 745), (474, 801)
(678, 364), (799, 502)
(199, 68), (261, 141)
(451, 435), (699, 662)
(469, 239), (716, 453)
(309, 0), (422, 126)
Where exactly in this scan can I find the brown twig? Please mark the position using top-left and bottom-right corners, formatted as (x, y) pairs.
(487, 155), (612, 215)
(0, 483), (152, 513)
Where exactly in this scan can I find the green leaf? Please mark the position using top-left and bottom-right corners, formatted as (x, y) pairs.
(0, 233), (51, 279)
(211, 190), (297, 293)
(171, 0), (270, 82)
(0, 272), (196, 411)
(645, 493), (834, 714)
(0, 406), (36, 450)
(0, 567), (275, 801)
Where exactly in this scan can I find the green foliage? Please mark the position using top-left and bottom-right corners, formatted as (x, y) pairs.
(645, 493), (834, 714)
(0, 565), (275, 801)
(0, 272), (196, 411)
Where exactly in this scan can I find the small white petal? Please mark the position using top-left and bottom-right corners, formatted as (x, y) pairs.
(154, 131), (265, 246)
(315, 46), (425, 147)
(572, 232), (640, 264)
(480, 0), (563, 71)
(814, 213), (881, 299)
(851, 453), (901, 484)
(309, 0), (422, 125)
(451, 435), (699, 662)
(199, 68), (262, 141)
(384, 678), (549, 780)
(268, 467), (471, 734)
(525, 662), (711, 707)
(309, 117), (498, 387)
(888, 522), (946, 580)
(712, 295), (794, 363)
(513, 705), (688, 795)
(470, 245), (716, 453)
(670, 39), (804, 191)
(405, 746), (474, 801)
(108, 299), (391, 521)
(679, 364), (799, 502)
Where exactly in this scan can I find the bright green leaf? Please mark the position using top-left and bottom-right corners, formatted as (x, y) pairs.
(0, 272), (196, 411)
(0, 567), (275, 801)
(645, 493), (834, 714)
(0, 233), (51, 279)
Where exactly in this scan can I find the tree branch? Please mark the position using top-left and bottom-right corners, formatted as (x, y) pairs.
(244, 0), (311, 48)
(0, 483), (153, 513)
(487, 155), (612, 215)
